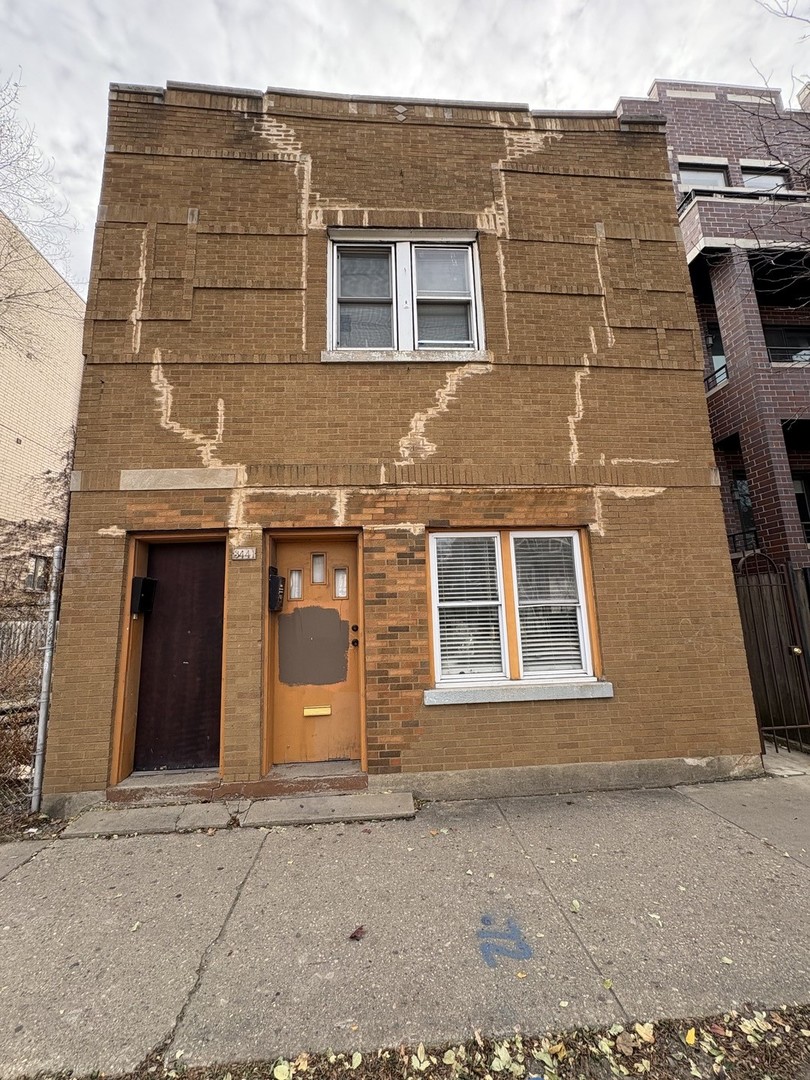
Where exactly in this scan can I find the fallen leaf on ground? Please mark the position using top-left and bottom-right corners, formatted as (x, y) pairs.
(130, 921), (141, 932)
(349, 925), (366, 940)
(634, 1022), (654, 1044)
(515, 971), (527, 979)
(603, 978), (613, 989)
(685, 1027), (697, 1046)
(720, 956), (733, 964)
(616, 1031), (635, 1057)
(571, 899), (581, 913)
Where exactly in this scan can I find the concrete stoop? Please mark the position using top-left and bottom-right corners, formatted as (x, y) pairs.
(105, 761), (368, 807)
(58, 791), (415, 838)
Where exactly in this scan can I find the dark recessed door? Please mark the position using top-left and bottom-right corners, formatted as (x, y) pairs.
(134, 541), (225, 771)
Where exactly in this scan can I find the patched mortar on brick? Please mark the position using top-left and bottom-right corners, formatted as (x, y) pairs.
(42, 82), (763, 798)
(150, 349), (225, 467)
(396, 362), (493, 467)
(129, 226), (148, 354)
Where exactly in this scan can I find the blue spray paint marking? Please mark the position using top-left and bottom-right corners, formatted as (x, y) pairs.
(477, 915), (533, 969)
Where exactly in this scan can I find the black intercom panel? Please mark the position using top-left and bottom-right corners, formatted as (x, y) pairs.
(131, 576), (158, 615)
(268, 567), (286, 612)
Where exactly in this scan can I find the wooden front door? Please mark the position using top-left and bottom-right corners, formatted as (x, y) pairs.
(133, 541), (225, 771)
(271, 538), (361, 763)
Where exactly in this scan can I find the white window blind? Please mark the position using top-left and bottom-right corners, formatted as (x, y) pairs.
(512, 536), (585, 675)
(430, 531), (594, 686)
(433, 535), (506, 679)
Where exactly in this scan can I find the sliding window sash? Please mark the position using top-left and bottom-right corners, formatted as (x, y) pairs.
(430, 533), (508, 683)
(510, 532), (592, 680)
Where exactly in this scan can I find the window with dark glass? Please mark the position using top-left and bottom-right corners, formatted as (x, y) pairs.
(794, 476), (810, 543)
(763, 326), (810, 364)
(24, 554), (49, 592)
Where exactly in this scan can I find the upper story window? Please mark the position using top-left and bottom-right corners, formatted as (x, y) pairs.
(741, 168), (789, 192)
(679, 165), (729, 189)
(330, 234), (483, 351)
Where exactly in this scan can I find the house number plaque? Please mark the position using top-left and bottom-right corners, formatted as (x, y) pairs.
(231, 547), (257, 561)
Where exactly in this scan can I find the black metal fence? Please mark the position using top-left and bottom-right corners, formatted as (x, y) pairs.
(734, 553), (810, 754)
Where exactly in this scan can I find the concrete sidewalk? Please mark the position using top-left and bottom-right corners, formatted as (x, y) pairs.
(1, 774), (809, 1078)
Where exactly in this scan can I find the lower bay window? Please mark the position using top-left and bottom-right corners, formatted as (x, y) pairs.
(426, 530), (612, 705)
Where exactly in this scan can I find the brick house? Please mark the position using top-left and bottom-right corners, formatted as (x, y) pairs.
(42, 81), (762, 805)
(618, 80), (810, 568)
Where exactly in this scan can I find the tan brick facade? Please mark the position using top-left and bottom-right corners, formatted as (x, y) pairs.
(44, 82), (761, 796)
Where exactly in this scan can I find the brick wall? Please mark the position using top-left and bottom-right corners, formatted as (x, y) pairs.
(44, 83), (760, 794)
(619, 82), (810, 567)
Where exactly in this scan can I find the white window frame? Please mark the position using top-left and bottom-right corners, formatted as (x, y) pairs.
(429, 529), (595, 688)
(678, 164), (729, 189)
(328, 231), (484, 352)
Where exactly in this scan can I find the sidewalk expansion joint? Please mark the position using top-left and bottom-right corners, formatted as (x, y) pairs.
(494, 799), (630, 1021)
(0, 841), (53, 882)
(674, 786), (810, 876)
(163, 830), (269, 1060)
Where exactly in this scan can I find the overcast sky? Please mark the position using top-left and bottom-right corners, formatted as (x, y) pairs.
(3, 0), (808, 292)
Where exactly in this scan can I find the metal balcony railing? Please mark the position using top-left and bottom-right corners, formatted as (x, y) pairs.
(704, 364), (728, 391)
(768, 346), (810, 365)
(728, 529), (759, 554)
(677, 185), (810, 214)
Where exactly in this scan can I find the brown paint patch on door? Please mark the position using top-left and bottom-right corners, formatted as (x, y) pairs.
(278, 606), (349, 685)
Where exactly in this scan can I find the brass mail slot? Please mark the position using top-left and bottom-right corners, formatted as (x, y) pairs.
(303, 705), (332, 717)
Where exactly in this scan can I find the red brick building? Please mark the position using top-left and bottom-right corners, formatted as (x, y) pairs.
(618, 80), (810, 567)
(42, 82), (761, 807)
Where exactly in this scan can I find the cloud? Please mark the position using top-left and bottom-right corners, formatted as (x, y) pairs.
(2, 0), (807, 289)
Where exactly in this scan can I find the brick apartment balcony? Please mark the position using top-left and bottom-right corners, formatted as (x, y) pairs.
(678, 186), (810, 263)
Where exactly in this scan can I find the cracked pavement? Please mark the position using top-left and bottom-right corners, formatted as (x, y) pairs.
(1, 775), (809, 1078)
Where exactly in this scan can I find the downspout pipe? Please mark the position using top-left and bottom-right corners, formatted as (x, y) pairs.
(31, 544), (63, 814)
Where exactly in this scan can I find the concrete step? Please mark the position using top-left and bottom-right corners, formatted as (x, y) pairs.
(106, 761), (368, 805)
(59, 791), (414, 838)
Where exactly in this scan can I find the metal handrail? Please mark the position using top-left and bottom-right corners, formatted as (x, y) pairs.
(768, 346), (810, 365)
(678, 185), (810, 213)
(728, 528), (759, 554)
(704, 364), (728, 391)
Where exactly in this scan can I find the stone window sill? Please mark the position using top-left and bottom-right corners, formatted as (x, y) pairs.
(321, 349), (492, 364)
(423, 680), (615, 706)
